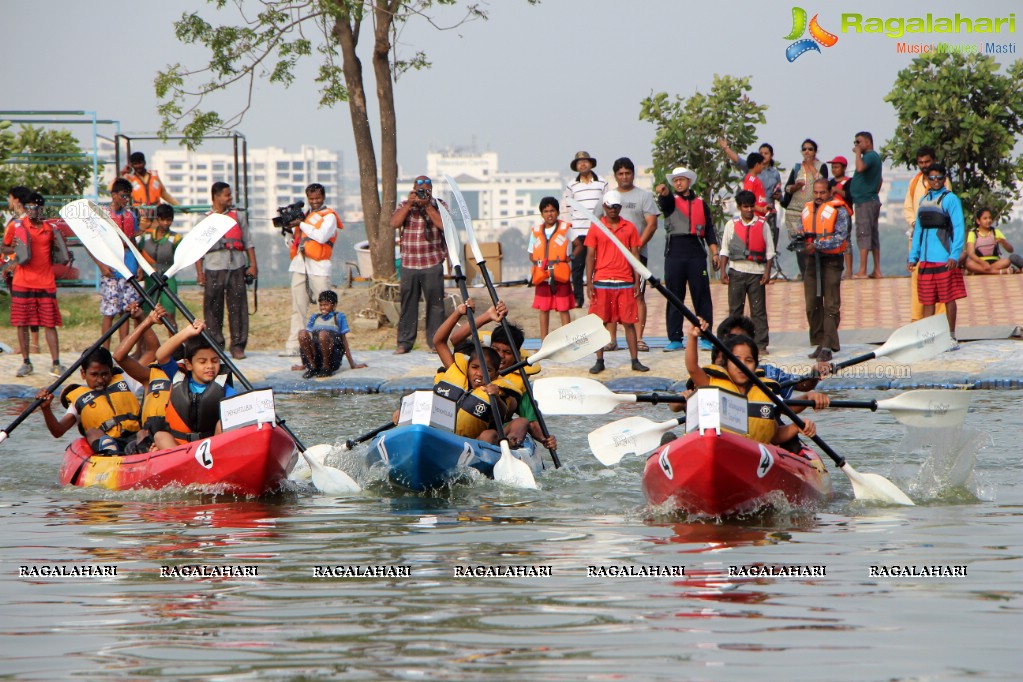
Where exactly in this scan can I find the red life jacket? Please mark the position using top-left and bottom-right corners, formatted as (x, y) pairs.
(666, 194), (707, 238)
(210, 210), (245, 251)
(729, 217), (769, 264)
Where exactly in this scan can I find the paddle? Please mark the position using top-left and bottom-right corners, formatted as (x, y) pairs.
(445, 173), (561, 468)
(534, 376), (686, 415)
(300, 444), (361, 494)
(0, 206), (226, 446)
(499, 313), (610, 375)
(439, 204), (537, 489)
(589, 415), (686, 466)
(63, 201), (363, 493)
(567, 197), (914, 506)
(779, 315), (955, 390)
(340, 421), (397, 451)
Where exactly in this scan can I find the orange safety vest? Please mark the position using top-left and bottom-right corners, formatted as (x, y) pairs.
(800, 199), (848, 255)
(125, 170), (165, 206)
(530, 220), (572, 286)
(209, 210), (245, 251)
(289, 207), (342, 262)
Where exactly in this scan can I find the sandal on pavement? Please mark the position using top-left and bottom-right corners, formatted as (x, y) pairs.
(601, 341), (619, 352)
(636, 340), (650, 352)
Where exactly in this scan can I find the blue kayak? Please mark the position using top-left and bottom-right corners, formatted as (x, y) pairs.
(365, 424), (544, 491)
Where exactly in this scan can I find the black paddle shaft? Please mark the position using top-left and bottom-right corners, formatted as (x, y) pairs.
(646, 275), (848, 469)
(477, 260), (561, 468)
(344, 421), (396, 449)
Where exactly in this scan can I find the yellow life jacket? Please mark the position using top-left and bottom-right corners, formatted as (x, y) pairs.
(140, 364), (173, 433)
(433, 355), (514, 439)
(290, 207), (342, 261)
(61, 372), (141, 438)
(703, 364), (780, 445)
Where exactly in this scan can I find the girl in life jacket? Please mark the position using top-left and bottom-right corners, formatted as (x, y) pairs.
(36, 347), (149, 455)
(684, 319), (824, 446)
(964, 207), (1023, 275)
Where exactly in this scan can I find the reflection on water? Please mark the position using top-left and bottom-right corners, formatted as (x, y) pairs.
(0, 391), (1020, 680)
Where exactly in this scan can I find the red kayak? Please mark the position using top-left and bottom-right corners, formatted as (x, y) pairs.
(59, 424), (298, 496)
(642, 430), (831, 516)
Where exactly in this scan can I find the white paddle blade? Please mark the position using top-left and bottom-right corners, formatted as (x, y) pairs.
(59, 200), (133, 279)
(841, 463), (915, 505)
(493, 441), (538, 489)
(875, 315), (954, 363)
(165, 213), (237, 278)
(876, 390), (970, 428)
(438, 204), (463, 271)
(533, 376), (635, 415)
(588, 416), (676, 466)
(445, 174), (485, 263)
(302, 445), (362, 494)
(527, 314), (610, 364)
(565, 197), (653, 280)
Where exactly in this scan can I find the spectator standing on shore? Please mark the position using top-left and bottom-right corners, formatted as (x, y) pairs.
(782, 139), (828, 279)
(196, 182), (257, 359)
(603, 157), (659, 352)
(284, 183), (341, 356)
(802, 179), (851, 360)
(391, 175), (447, 354)
(901, 146), (949, 320)
(719, 139), (782, 253)
(97, 178), (143, 350)
(561, 151), (607, 309)
(826, 156), (854, 276)
(850, 131), (883, 279)
(908, 163), (966, 349)
(719, 190), (774, 354)
(137, 203), (182, 331)
(656, 166), (718, 352)
(528, 196), (573, 340)
(1, 193), (64, 377)
(120, 151), (178, 234)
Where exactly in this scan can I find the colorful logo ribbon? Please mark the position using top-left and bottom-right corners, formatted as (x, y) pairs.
(784, 7), (838, 62)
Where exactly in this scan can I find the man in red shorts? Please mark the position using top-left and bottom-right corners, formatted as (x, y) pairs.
(908, 163), (966, 350)
(585, 190), (649, 374)
(1, 193), (65, 377)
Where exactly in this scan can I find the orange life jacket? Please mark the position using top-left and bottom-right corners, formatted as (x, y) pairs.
(289, 207), (341, 261)
(530, 221), (572, 286)
(800, 199), (848, 255)
(209, 210), (245, 251)
(124, 170), (164, 206)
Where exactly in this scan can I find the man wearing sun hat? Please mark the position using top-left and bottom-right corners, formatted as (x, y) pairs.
(561, 151), (607, 308)
(655, 166), (719, 351)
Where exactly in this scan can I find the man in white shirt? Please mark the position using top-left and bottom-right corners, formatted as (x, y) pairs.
(561, 151), (607, 308)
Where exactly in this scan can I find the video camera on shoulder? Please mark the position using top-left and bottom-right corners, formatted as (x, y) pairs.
(787, 233), (807, 253)
(272, 200), (306, 233)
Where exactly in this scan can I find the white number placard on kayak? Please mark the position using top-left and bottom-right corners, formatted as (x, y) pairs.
(220, 389), (277, 431)
(398, 391), (456, 432)
(686, 388), (748, 436)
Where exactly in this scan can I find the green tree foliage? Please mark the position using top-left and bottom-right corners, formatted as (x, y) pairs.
(158, 0), (536, 280)
(639, 75), (768, 225)
(884, 52), (1023, 220)
(0, 125), (92, 205)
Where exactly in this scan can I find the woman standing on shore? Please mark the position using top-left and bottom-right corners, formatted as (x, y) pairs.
(782, 139), (828, 279)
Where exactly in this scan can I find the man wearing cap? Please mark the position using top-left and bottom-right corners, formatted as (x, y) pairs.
(902, 146), (949, 321)
(120, 152), (178, 233)
(1, 193), (64, 377)
(584, 190), (648, 374)
(561, 152), (607, 308)
(826, 155), (854, 275)
(655, 167), (719, 351)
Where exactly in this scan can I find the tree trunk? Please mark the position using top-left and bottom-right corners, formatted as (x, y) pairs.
(372, 2), (399, 280)
(332, 6), (396, 280)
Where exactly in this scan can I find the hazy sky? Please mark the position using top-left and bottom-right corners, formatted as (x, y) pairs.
(7, 0), (1020, 177)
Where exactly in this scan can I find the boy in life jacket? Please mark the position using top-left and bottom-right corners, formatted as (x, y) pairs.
(431, 299), (518, 444)
(35, 347), (148, 455)
(148, 319), (237, 450)
(684, 318), (823, 446)
(297, 289), (366, 378)
(137, 203), (182, 330)
(719, 190), (775, 355)
(529, 196), (573, 339)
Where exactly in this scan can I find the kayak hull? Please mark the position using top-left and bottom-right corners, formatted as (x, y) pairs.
(365, 424), (542, 491)
(59, 424), (298, 496)
(642, 430), (831, 516)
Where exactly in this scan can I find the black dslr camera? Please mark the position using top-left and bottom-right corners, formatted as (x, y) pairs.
(272, 200), (306, 233)
(787, 233), (807, 253)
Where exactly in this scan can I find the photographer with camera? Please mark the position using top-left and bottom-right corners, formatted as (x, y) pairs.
(196, 181), (257, 360)
(390, 175), (447, 354)
(281, 183), (342, 356)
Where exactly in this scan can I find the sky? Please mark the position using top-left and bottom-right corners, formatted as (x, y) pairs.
(5, 0), (1021, 177)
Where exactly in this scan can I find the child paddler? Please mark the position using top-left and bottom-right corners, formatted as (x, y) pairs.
(684, 318), (822, 446)
(432, 299), (517, 445)
(445, 301), (557, 451)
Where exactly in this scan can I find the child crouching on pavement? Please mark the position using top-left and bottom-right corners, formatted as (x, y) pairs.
(296, 290), (366, 378)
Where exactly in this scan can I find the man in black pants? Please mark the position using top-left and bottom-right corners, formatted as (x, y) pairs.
(655, 166), (719, 351)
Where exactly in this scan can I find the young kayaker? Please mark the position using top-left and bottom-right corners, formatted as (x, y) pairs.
(432, 299), (517, 444)
(35, 347), (148, 455)
(146, 319), (236, 450)
(684, 319), (823, 446)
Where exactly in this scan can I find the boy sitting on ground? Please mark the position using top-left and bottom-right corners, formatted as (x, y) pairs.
(295, 290), (366, 378)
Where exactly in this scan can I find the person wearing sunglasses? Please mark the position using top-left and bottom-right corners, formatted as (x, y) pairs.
(908, 162), (967, 350)
(901, 146), (949, 321)
(390, 175), (447, 354)
(781, 139), (828, 279)
(849, 131), (883, 279)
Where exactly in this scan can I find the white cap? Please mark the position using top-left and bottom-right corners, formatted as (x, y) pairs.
(603, 190), (623, 206)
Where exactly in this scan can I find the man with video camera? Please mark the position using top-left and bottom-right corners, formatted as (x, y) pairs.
(281, 183), (342, 356)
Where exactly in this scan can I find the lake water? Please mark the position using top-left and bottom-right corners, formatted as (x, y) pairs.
(1, 390), (1019, 681)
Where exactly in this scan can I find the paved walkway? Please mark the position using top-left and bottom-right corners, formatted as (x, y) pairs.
(2, 275), (1022, 398)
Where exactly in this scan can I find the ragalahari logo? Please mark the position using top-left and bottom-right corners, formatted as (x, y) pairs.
(784, 7), (839, 61)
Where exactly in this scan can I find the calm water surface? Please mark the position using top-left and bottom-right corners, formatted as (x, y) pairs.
(1, 391), (1020, 681)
